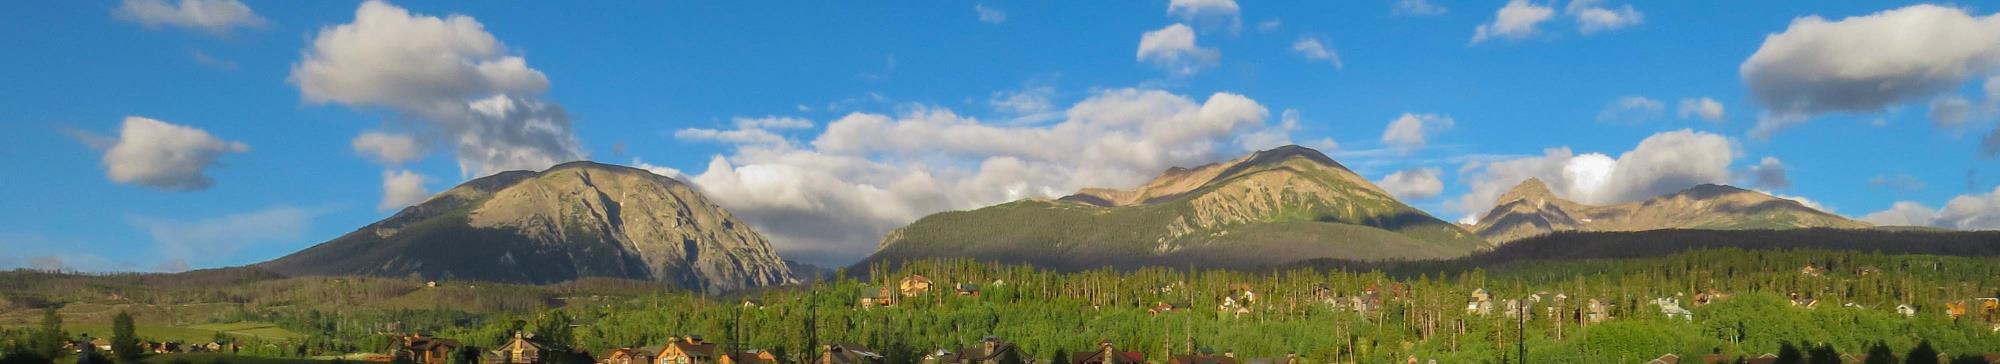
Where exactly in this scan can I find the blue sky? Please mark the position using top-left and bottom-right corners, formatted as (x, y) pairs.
(4, 0), (1999, 270)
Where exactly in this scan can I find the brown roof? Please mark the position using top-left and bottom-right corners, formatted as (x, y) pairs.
(822, 343), (883, 364)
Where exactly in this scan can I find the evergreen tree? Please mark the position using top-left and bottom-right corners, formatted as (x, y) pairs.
(1904, 340), (1939, 364)
(110, 312), (142, 363)
(1806, 343), (1839, 364)
(1946, 355), (1987, 364)
(33, 309), (64, 359)
(1864, 341), (1895, 364)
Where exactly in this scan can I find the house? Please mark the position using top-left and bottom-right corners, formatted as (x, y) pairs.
(1165, 351), (1238, 364)
(1800, 264), (1822, 277)
(488, 332), (544, 364)
(656, 336), (720, 364)
(1694, 290), (1731, 306)
(859, 286), (894, 308)
(900, 275), (935, 297)
(1646, 353), (1679, 364)
(1655, 297), (1692, 321)
(603, 347), (662, 364)
(924, 336), (1025, 364)
(1948, 302), (1969, 320)
(1312, 283), (1335, 302)
(955, 283), (981, 296)
(817, 343), (884, 364)
(726, 350), (779, 364)
(1070, 340), (1144, 364)
(1897, 304), (1918, 317)
(1501, 299), (1528, 319)
(1148, 301), (1182, 315)
(1466, 289), (1493, 316)
(389, 333), (461, 364)
(1585, 299), (1611, 323)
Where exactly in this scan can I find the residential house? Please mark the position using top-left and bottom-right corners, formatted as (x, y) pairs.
(817, 343), (884, 364)
(1069, 340), (1144, 364)
(1800, 264), (1822, 277)
(488, 332), (544, 364)
(900, 275), (934, 297)
(1148, 301), (1182, 315)
(603, 347), (662, 364)
(1585, 299), (1611, 323)
(1165, 351), (1238, 364)
(859, 286), (894, 308)
(726, 350), (779, 364)
(656, 336), (719, 364)
(1898, 304), (1918, 317)
(390, 333), (461, 364)
(1655, 297), (1692, 321)
(924, 336), (1025, 364)
(1466, 288), (1493, 316)
(955, 283), (981, 297)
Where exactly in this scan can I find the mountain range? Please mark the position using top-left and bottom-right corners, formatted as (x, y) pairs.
(257, 162), (795, 294)
(1469, 178), (1869, 243)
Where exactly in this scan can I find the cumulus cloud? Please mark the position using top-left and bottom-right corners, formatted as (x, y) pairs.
(1929, 96), (1974, 129)
(1451, 129), (1738, 221)
(675, 116), (813, 146)
(631, 159), (686, 180)
(1471, 0), (1555, 44)
(1741, 4), (2000, 137)
(989, 85), (1058, 123)
(1677, 97), (1726, 122)
(1861, 187), (2000, 229)
(1291, 37), (1343, 69)
(1381, 113), (1455, 152)
(1566, 0), (1643, 34)
(82, 116), (250, 191)
(291, 1), (584, 178)
(113, 0), (265, 35)
(1393, 0), (1448, 16)
(674, 88), (1289, 265)
(1137, 23), (1220, 75)
(351, 131), (423, 165)
(1744, 156), (1790, 189)
(130, 205), (318, 269)
(1378, 167), (1445, 200)
(1167, 0), (1241, 30)
(379, 169), (431, 211)
(1597, 96), (1665, 123)
(975, 4), (1006, 24)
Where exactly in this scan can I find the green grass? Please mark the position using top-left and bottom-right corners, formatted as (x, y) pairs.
(62, 322), (305, 343)
(136, 353), (337, 363)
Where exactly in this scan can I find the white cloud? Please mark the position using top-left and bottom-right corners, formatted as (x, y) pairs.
(130, 205), (318, 269)
(1597, 96), (1665, 123)
(1862, 187), (2000, 229)
(1471, 0), (1555, 44)
(1381, 113), (1455, 152)
(291, 1), (584, 178)
(1566, 0), (1642, 34)
(1929, 96), (1974, 129)
(1677, 97), (1726, 122)
(1744, 156), (1790, 189)
(1741, 4), (2000, 137)
(1256, 19), (1282, 32)
(989, 85), (1057, 121)
(1291, 37), (1343, 69)
(1869, 173), (1926, 192)
(1451, 129), (1738, 220)
(379, 169), (431, 211)
(1167, 0), (1241, 30)
(1393, 0), (1448, 16)
(675, 116), (813, 146)
(678, 88), (1289, 265)
(89, 116), (250, 191)
(1138, 23), (1220, 75)
(1379, 167), (1445, 200)
(975, 4), (1006, 24)
(351, 131), (424, 165)
(631, 158), (687, 180)
(113, 0), (265, 35)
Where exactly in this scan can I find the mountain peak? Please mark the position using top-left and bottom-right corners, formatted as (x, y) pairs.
(1499, 178), (1558, 203)
(1237, 145), (1345, 171)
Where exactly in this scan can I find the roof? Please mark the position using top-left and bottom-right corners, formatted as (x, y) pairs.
(1167, 354), (1240, 364)
(952, 337), (1019, 361)
(667, 340), (719, 358)
(823, 343), (884, 364)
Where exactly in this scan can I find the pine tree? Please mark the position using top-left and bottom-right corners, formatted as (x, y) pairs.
(32, 309), (63, 360)
(110, 311), (141, 363)
(1904, 340), (1939, 364)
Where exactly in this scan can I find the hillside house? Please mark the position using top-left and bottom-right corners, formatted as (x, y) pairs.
(390, 333), (461, 364)
(1466, 289), (1493, 316)
(1070, 340), (1145, 364)
(1654, 297), (1692, 321)
(602, 346), (662, 364)
(1165, 351), (1239, 364)
(923, 336), (1025, 364)
(859, 286), (894, 308)
(900, 275), (934, 297)
(1312, 283), (1335, 303)
(817, 343), (884, 364)
(1898, 304), (1918, 317)
(1148, 301), (1183, 315)
(655, 336), (720, 364)
(1585, 299), (1611, 323)
(488, 332), (545, 364)
(955, 283), (981, 296)
(727, 350), (779, 364)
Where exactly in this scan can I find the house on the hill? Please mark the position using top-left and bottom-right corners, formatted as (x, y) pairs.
(955, 283), (980, 296)
(817, 343), (884, 364)
(923, 336), (1025, 364)
(1898, 304), (1918, 317)
(900, 275), (934, 297)
(859, 286), (894, 308)
(1466, 288), (1493, 316)
(390, 333), (461, 364)
(656, 336), (720, 364)
(1585, 299), (1611, 323)
(487, 331), (544, 364)
(602, 346), (661, 364)
(1655, 297), (1692, 321)
(1069, 340), (1145, 364)
(727, 350), (779, 364)
(1149, 301), (1183, 315)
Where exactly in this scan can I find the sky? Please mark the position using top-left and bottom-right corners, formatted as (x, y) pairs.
(4, 0), (2000, 270)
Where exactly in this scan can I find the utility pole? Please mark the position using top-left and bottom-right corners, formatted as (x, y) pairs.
(1516, 302), (1527, 364)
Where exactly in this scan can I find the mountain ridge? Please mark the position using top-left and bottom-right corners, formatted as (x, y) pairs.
(1471, 178), (1870, 243)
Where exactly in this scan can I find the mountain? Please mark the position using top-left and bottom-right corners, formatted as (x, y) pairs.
(258, 161), (794, 294)
(861, 145), (1489, 270)
(1470, 178), (1869, 243)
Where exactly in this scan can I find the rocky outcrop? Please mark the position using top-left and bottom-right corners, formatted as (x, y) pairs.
(259, 162), (794, 294)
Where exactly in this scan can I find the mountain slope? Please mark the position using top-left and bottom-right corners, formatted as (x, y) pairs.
(258, 162), (794, 294)
(1471, 178), (1870, 243)
(861, 145), (1488, 270)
